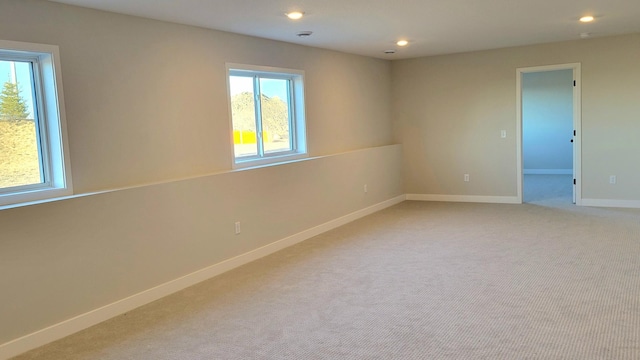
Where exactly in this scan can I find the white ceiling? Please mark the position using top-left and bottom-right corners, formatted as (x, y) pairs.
(49, 0), (640, 59)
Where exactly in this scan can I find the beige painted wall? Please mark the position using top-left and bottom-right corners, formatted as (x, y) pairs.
(0, 145), (402, 346)
(0, 0), (393, 193)
(392, 33), (640, 200)
(2, 0), (640, 353)
(0, 0), (401, 348)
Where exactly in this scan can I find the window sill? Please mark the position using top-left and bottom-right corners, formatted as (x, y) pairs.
(0, 187), (74, 210)
(233, 152), (309, 170)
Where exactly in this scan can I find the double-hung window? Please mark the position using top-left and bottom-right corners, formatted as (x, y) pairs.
(0, 40), (72, 207)
(227, 64), (307, 168)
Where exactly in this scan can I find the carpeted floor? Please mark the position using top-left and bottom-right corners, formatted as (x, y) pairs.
(12, 185), (640, 359)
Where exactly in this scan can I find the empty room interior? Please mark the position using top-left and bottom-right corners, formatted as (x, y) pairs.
(1, 0), (640, 359)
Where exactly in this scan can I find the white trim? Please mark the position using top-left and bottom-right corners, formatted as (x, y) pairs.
(523, 169), (573, 175)
(516, 63), (581, 205)
(0, 40), (73, 207)
(406, 194), (520, 204)
(516, 71), (523, 204)
(233, 152), (308, 169)
(581, 199), (640, 209)
(225, 63), (308, 169)
(571, 64), (582, 205)
(0, 195), (405, 360)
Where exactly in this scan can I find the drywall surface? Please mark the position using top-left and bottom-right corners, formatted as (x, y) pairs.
(392, 33), (640, 200)
(0, 0), (392, 193)
(0, 145), (403, 346)
(0, 0), (398, 350)
(522, 69), (573, 173)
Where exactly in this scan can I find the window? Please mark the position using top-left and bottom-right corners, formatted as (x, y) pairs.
(227, 64), (307, 167)
(0, 40), (72, 207)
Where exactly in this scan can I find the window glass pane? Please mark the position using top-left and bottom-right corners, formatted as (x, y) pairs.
(259, 78), (292, 154)
(229, 75), (258, 158)
(228, 65), (306, 168)
(0, 60), (43, 189)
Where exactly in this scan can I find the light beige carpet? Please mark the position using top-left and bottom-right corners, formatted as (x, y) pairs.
(12, 198), (640, 359)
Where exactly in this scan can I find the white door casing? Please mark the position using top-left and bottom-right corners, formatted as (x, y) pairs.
(516, 63), (582, 205)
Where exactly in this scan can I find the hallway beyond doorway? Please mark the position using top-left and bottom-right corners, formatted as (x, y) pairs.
(524, 174), (572, 204)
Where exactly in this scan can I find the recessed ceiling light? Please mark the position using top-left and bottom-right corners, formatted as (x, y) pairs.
(579, 15), (594, 23)
(396, 40), (409, 47)
(286, 11), (304, 20)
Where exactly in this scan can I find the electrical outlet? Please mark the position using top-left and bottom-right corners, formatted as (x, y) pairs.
(609, 175), (616, 185)
(464, 174), (470, 182)
(364, 184), (368, 193)
(235, 221), (241, 234)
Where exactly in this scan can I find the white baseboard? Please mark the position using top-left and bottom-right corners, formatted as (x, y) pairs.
(0, 195), (406, 360)
(524, 169), (573, 175)
(581, 198), (640, 209)
(406, 194), (520, 204)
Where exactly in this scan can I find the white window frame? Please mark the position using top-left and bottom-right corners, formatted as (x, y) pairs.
(0, 40), (72, 208)
(226, 63), (307, 168)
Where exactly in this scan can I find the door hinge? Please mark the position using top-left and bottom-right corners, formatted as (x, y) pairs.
(573, 80), (576, 86)
(574, 130), (576, 136)
(573, 179), (576, 185)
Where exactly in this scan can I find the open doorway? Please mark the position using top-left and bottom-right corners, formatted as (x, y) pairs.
(516, 64), (582, 205)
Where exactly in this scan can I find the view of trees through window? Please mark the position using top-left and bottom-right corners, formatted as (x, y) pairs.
(0, 60), (42, 189)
